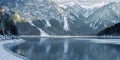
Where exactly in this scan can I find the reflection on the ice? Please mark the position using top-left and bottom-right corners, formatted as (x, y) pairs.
(14, 38), (120, 60)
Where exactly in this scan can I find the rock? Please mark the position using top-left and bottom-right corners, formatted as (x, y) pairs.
(16, 22), (40, 35)
(33, 19), (67, 35)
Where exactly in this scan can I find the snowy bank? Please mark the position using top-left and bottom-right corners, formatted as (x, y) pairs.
(0, 39), (29, 60)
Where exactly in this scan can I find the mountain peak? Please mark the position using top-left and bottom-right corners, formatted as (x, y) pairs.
(85, 2), (120, 30)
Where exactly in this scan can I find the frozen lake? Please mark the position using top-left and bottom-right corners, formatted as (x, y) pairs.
(13, 37), (120, 60)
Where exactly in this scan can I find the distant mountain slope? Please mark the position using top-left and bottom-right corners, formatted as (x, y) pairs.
(85, 2), (120, 30)
(1, 0), (120, 36)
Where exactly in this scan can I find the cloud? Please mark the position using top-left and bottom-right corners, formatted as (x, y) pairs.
(54, 0), (120, 3)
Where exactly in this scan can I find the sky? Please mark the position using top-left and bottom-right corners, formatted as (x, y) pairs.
(53, 0), (120, 3)
(76, 0), (120, 3)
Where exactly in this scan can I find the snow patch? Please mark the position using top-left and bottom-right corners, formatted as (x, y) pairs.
(57, 1), (108, 9)
(0, 39), (28, 60)
(63, 15), (70, 31)
(37, 28), (49, 36)
(29, 21), (49, 36)
(45, 20), (51, 27)
(80, 2), (108, 9)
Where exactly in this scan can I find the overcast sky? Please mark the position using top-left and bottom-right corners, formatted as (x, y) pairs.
(76, 0), (120, 3)
(54, 0), (120, 3)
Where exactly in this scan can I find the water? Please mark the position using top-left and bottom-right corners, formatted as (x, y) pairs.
(14, 37), (120, 60)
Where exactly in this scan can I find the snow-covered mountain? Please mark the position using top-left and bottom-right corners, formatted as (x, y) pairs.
(0, 0), (120, 36)
(85, 2), (120, 30)
(57, 1), (108, 17)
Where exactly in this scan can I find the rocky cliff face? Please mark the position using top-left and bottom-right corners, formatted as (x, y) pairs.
(16, 22), (40, 35)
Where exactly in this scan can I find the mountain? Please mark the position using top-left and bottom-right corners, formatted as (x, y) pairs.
(1, 0), (120, 36)
(16, 22), (40, 35)
(85, 2), (120, 31)
(59, 2), (106, 17)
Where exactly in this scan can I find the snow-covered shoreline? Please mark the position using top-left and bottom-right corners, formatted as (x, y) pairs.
(0, 39), (29, 60)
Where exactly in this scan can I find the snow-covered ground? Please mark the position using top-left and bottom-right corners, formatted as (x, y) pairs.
(0, 39), (28, 60)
